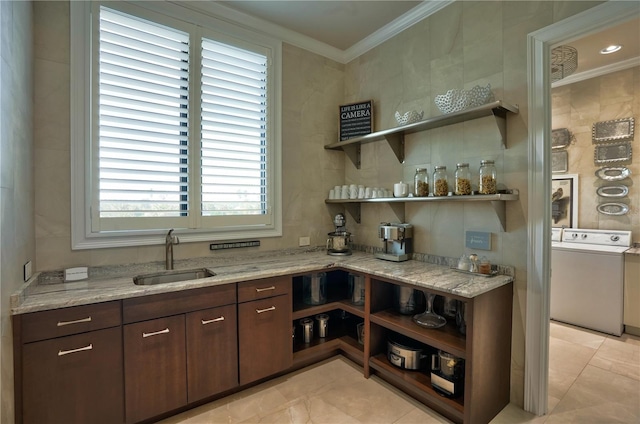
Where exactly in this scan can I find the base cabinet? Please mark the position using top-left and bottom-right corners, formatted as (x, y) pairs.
(22, 326), (124, 424)
(14, 268), (512, 424)
(14, 301), (124, 424)
(187, 304), (238, 402)
(238, 277), (292, 385)
(124, 314), (187, 424)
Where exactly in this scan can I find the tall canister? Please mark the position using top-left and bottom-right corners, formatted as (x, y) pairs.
(303, 272), (327, 305)
(349, 273), (365, 305)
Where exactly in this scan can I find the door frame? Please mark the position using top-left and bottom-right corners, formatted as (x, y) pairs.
(525, 1), (640, 416)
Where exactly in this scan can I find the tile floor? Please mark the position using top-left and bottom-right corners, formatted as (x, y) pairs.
(160, 322), (640, 423)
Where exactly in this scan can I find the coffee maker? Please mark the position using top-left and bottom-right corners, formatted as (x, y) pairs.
(375, 223), (413, 262)
(431, 350), (465, 397)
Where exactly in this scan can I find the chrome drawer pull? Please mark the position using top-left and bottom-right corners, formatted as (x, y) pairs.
(201, 316), (225, 325)
(58, 344), (93, 356)
(256, 306), (276, 314)
(142, 328), (170, 338)
(255, 286), (276, 292)
(57, 316), (92, 327)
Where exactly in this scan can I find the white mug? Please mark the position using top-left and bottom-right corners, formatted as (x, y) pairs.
(349, 184), (358, 199)
(328, 189), (336, 199)
(393, 182), (409, 198)
(357, 186), (365, 199)
(364, 187), (372, 198)
(341, 185), (349, 199)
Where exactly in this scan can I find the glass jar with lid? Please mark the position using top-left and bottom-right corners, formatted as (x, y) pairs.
(454, 163), (472, 195)
(414, 168), (429, 197)
(433, 166), (448, 196)
(478, 160), (497, 194)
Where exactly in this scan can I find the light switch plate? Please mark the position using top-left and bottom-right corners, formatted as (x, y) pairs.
(465, 231), (491, 251)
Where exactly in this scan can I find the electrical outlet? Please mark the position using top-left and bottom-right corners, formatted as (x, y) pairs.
(23, 261), (32, 282)
(299, 236), (310, 246)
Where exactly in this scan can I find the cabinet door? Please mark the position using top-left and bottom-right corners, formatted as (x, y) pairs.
(238, 294), (292, 385)
(124, 315), (186, 423)
(22, 326), (124, 424)
(186, 304), (238, 402)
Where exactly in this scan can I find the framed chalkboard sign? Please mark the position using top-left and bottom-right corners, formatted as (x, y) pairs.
(339, 100), (373, 141)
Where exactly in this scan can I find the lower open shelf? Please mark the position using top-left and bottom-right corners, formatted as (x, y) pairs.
(371, 309), (466, 359)
(369, 354), (464, 421)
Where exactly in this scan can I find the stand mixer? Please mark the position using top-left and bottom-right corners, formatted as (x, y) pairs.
(326, 213), (352, 256)
(375, 223), (413, 262)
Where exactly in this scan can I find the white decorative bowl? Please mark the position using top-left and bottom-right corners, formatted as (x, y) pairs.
(395, 110), (424, 126)
(434, 84), (495, 114)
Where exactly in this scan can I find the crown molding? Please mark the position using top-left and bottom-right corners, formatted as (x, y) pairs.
(343, 0), (454, 63)
(170, 0), (453, 64)
(552, 56), (640, 87)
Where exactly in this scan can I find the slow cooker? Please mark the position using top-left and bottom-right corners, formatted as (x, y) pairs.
(387, 334), (429, 370)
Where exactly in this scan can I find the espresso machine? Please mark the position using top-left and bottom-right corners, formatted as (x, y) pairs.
(375, 223), (413, 262)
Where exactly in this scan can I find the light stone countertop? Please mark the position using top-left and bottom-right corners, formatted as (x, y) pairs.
(625, 246), (640, 256)
(11, 249), (514, 315)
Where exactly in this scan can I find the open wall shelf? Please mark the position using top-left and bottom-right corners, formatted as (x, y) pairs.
(325, 189), (519, 231)
(324, 101), (519, 169)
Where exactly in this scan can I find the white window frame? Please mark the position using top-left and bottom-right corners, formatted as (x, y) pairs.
(71, 1), (282, 249)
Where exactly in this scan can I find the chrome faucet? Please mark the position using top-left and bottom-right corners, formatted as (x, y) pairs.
(165, 229), (179, 270)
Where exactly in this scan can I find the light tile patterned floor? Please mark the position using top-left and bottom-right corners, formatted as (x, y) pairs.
(160, 322), (640, 423)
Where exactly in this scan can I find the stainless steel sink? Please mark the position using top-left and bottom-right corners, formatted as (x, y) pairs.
(133, 268), (216, 285)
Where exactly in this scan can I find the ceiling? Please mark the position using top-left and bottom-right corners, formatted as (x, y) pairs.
(219, 1), (422, 51)
(212, 1), (639, 79)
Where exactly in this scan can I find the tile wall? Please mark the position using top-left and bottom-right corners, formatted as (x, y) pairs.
(552, 66), (640, 235)
(1, 2), (34, 422)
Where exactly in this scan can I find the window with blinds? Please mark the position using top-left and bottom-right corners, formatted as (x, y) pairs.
(200, 39), (268, 217)
(89, 4), (276, 235)
(97, 7), (190, 224)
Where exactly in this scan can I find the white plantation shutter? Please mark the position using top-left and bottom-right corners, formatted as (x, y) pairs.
(73, 2), (280, 246)
(95, 7), (190, 230)
(200, 39), (269, 218)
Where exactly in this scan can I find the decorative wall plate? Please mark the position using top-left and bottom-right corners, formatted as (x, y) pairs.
(596, 185), (629, 198)
(595, 166), (631, 181)
(592, 117), (634, 143)
(594, 142), (632, 164)
(552, 151), (568, 173)
(597, 203), (629, 216)
(552, 128), (571, 150)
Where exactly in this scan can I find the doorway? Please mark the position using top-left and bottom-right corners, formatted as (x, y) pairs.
(525, 1), (640, 416)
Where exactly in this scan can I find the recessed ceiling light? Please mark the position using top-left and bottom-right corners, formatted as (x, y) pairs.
(600, 45), (622, 54)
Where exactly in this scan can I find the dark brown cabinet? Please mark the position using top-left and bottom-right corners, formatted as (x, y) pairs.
(123, 314), (187, 424)
(121, 284), (238, 423)
(15, 301), (124, 424)
(14, 266), (513, 424)
(366, 278), (513, 424)
(238, 277), (292, 385)
(186, 304), (238, 402)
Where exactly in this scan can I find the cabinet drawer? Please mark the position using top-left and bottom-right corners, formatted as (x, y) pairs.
(238, 276), (291, 303)
(123, 283), (236, 324)
(21, 301), (122, 344)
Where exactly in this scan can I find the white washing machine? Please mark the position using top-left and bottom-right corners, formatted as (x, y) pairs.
(550, 228), (632, 336)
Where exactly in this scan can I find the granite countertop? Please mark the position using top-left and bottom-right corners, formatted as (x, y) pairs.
(11, 249), (514, 315)
(625, 246), (640, 256)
